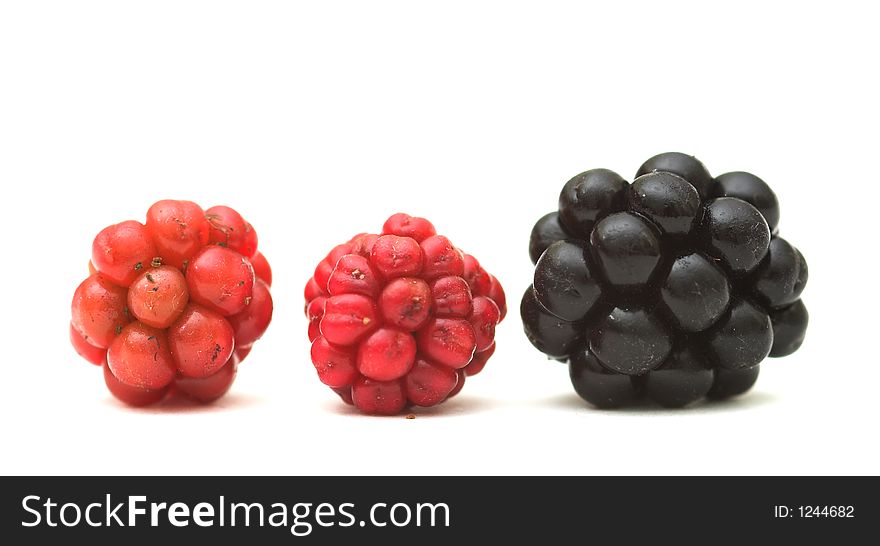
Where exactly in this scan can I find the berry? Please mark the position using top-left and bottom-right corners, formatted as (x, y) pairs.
(558, 169), (628, 237)
(525, 153), (808, 408)
(715, 171), (780, 234)
(636, 152), (715, 200)
(186, 246), (255, 316)
(71, 274), (131, 348)
(533, 240), (602, 322)
(769, 299), (809, 357)
(127, 265), (189, 329)
(167, 304), (235, 378)
(306, 213), (506, 414)
(71, 200), (273, 406)
(92, 221), (158, 286)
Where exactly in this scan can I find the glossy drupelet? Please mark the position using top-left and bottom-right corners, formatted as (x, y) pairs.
(306, 213), (506, 415)
(71, 200), (274, 406)
(523, 152), (809, 408)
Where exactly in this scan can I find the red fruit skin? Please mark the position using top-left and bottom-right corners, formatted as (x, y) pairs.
(487, 275), (507, 320)
(333, 386), (354, 405)
(205, 205), (258, 258)
(351, 377), (407, 415)
(348, 233), (379, 258)
(311, 336), (359, 388)
(250, 251), (273, 287)
(167, 304), (235, 378)
(103, 362), (169, 407)
(304, 277), (324, 306)
(71, 274), (130, 348)
(470, 296), (501, 352)
(307, 296), (326, 342)
(127, 265), (189, 329)
(107, 322), (177, 390)
(227, 279), (273, 347)
(175, 359), (237, 403)
(420, 236), (465, 280)
(320, 294), (379, 346)
(417, 318), (477, 369)
(463, 254), (492, 297)
(405, 358), (458, 407)
(465, 342), (495, 377)
(431, 276), (474, 318)
(145, 200), (209, 270)
(313, 260), (334, 294)
(92, 221), (159, 286)
(327, 254), (381, 298)
(447, 370), (466, 398)
(186, 246), (255, 316)
(234, 345), (252, 364)
(69, 323), (107, 365)
(371, 235), (423, 279)
(378, 277), (432, 331)
(356, 327), (417, 381)
(382, 213), (436, 243)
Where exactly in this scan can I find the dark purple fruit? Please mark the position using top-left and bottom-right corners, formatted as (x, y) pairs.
(569, 347), (642, 408)
(558, 169), (628, 238)
(707, 366), (760, 399)
(704, 298), (773, 370)
(529, 211), (569, 265)
(590, 307), (671, 376)
(629, 172), (701, 237)
(534, 240), (602, 322)
(635, 152), (715, 200)
(769, 299), (808, 357)
(751, 237), (808, 310)
(715, 171), (780, 234)
(660, 253), (730, 332)
(702, 197), (770, 277)
(589, 212), (662, 291)
(520, 286), (583, 358)
(644, 345), (714, 408)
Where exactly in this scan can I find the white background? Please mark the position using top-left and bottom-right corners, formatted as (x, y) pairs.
(1, 1), (878, 476)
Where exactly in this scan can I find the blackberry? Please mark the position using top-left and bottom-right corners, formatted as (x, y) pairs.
(523, 152), (809, 408)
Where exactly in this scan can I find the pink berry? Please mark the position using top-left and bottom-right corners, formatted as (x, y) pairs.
(420, 235), (465, 279)
(470, 296), (501, 352)
(320, 294), (379, 346)
(311, 336), (359, 388)
(417, 318), (477, 369)
(378, 277), (432, 331)
(351, 377), (407, 415)
(370, 235), (423, 278)
(356, 328), (417, 381)
(382, 213), (436, 242)
(465, 342), (495, 377)
(328, 254), (381, 298)
(405, 358), (458, 407)
(431, 276), (473, 318)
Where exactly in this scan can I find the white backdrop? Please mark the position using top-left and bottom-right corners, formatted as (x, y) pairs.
(1, 1), (878, 475)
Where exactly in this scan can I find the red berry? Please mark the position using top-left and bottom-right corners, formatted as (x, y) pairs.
(417, 318), (477, 369)
(107, 322), (177, 390)
(405, 358), (458, 407)
(447, 370), (466, 398)
(127, 265), (189, 329)
(145, 200), (209, 270)
(378, 277), (432, 331)
(71, 274), (130, 348)
(320, 294), (378, 346)
(69, 323), (107, 365)
(103, 362), (169, 407)
(328, 254), (381, 298)
(465, 342), (495, 377)
(186, 246), (255, 316)
(356, 327), (417, 381)
(227, 279), (273, 347)
(75, 200), (272, 406)
(470, 296), (501, 352)
(205, 205), (258, 258)
(167, 304), (235, 378)
(175, 359), (237, 402)
(420, 235), (465, 280)
(305, 213), (505, 414)
(382, 213), (436, 242)
(92, 221), (159, 286)
(351, 377), (407, 415)
(306, 296), (326, 342)
(371, 235), (423, 278)
(311, 336), (359, 388)
(250, 251), (273, 287)
(431, 276), (473, 318)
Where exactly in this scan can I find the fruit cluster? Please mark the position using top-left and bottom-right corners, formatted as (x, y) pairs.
(70, 201), (274, 406)
(523, 153), (809, 408)
(305, 213), (507, 415)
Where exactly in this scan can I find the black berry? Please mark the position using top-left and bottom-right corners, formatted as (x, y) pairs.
(524, 153), (808, 408)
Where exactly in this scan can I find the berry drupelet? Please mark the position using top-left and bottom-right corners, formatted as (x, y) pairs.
(305, 213), (507, 415)
(523, 152), (809, 408)
(71, 200), (274, 406)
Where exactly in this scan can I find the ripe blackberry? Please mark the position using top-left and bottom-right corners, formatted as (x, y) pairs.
(306, 213), (506, 415)
(524, 153), (809, 408)
(71, 200), (274, 407)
